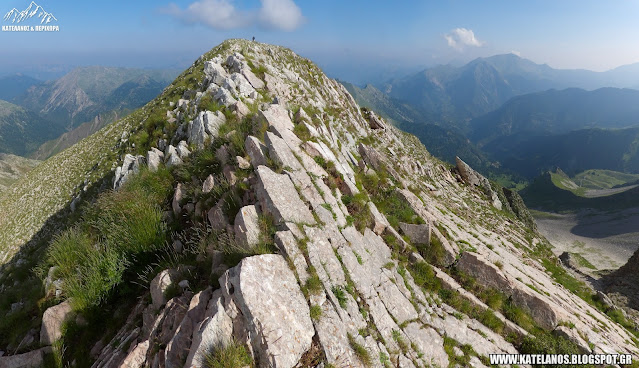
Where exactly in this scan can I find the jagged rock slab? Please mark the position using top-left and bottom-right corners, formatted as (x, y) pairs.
(259, 104), (295, 133)
(164, 287), (213, 368)
(245, 135), (268, 167)
(274, 230), (310, 283)
(40, 300), (73, 345)
(0, 347), (52, 368)
(222, 255), (314, 368)
(204, 60), (229, 85)
(150, 269), (179, 310)
(184, 291), (233, 368)
(457, 251), (560, 329)
(146, 148), (164, 172)
(403, 322), (448, 368)
(399, 222), (431, 245)
(265, 131), (303, 171)
(255, 165), (315, 225)
(234, 205), (260, 248)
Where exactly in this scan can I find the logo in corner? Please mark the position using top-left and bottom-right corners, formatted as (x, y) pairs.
(2, 1), (60, 32)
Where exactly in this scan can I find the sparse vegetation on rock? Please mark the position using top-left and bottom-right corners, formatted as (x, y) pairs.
(0, 39), (638, 368)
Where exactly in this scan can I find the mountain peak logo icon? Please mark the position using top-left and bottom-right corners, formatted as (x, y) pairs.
(3, 1), (57, 24)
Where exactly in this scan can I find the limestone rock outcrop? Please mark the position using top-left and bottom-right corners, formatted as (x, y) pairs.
(5, 39), (639, 368)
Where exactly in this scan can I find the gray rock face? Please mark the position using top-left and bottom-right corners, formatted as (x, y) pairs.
(457, 252), (560, 329)
(40, 300), (73, 345)
(184, 291), (234, 368)
(229, 73), (256, 98)
(216, 144), (231, 165)
(222, 255), (314, 368)
(225, 53), (246, 73)
(113, 154), (145, 189)
(399, 222), (431, 245)
(242, 69), (265, 90)
(172, 183), (183, 216)
(368, 202), (390, 235)
(245, 135), (268, 167)
(208, 196), (230, 231)
(259, 104), (295, 133)
(403, 322), (448, 368)
(255, 165), (315, 225)
(188, 110), (226, 148)
(230, 100), (250, 119)
(204, 60), (228, 86)
(0, 347), (52, 368)
(176, 141), (191, 158)
(146, 148), (164, 172)
(119, 340), (149, 368)
(150, 269), (179, 310)
(455, 156), (502, 209)
(295, 107), (311, 123)
(213, 87), (237, 106)
(164, 288), (212, 368)
(274, 230), (309, 283)
(265, 131), (303, 171)
(365, 110), (386, 130)
(202, 174), (216, 194)
(234, 205), (260, 248)
(236, 156), (250, 169)
(555, 326), (591, 354)
(165, 145), (183, 167)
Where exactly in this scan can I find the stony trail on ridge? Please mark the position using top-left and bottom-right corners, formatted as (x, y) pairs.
(1, 39), (639, 368)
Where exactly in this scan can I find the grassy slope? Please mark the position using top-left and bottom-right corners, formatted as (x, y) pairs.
(0, 154), (41, 191)
(0, 41), (231, 264)
(30, 110), (128, 160)
(0, 113), (129, 263)
(522, 170), (639, 211)
(572, 169), (639, 189)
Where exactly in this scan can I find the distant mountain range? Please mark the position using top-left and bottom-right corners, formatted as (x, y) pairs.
(381, 53), (639, 128)
(471, 87), (639, 144)
(15, 66), (177, 131)
(0, 67), (178, 158)
(343, 54), (639, 186)
(470, 88), (639, 178)
(341, 81), (494, 175)
(0, 74), (41, 101)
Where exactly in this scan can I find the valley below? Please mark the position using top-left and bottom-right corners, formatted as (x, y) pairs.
(533, 208), (639, 271)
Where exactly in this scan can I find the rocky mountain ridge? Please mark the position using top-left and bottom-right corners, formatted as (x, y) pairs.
(1, 39), (638, 368)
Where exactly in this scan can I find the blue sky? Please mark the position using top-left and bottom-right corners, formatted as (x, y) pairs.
(2, 0), (639, 82)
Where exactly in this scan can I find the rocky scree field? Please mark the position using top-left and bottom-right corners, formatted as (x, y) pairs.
(1, 39), (639, 368)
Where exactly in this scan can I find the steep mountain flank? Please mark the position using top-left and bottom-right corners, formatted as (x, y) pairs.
(0, 153), (40, 192)
(31, 110), (128, 160)
(0, 99), (58, 155)
(1, 40), (638, 368)
(471, 88), (639, 146)
(15, 66), (178, 130)
(0, 74), (41, 102)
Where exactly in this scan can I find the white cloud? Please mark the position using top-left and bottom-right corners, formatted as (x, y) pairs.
(444, 28), (484, 50)
(511, 50), (522, 57)
(162, 0), (304, 31)
(258, 0), (304, 31)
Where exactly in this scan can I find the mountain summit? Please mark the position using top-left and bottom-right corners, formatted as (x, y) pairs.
(0, 39), (638, 367)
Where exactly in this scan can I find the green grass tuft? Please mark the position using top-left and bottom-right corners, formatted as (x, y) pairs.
(347, 332), (372, 366)
(204, 340), (253, 368)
